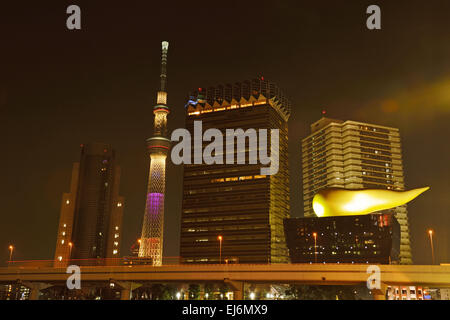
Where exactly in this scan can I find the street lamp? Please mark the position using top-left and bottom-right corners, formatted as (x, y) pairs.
(428, 229), (435, 265)
(8, 245), (14, 264)
(312, 233), (317, 263)
(217, 235), (223, 264)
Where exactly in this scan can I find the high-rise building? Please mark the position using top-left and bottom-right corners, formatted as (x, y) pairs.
(284, 213), (400, 264)
(301, 117), (412, 264)
(138, 41), (170, 266)
(54, 143), (124, 267)
(180, 78), (291, 264)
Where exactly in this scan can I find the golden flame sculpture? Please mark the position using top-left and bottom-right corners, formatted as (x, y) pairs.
(312, 187), (429, 217)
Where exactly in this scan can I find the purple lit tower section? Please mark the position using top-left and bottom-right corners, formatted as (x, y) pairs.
(139, 41), (170, 266)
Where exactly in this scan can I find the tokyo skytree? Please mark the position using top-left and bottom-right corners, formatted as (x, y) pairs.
(138, 41), (170, 266)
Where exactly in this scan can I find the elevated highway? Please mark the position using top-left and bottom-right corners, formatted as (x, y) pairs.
(1, 263), (449, 300)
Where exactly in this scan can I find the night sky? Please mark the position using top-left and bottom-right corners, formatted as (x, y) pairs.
(1, 0), (449, 266)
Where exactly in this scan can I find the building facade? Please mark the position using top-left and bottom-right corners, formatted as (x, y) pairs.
(138, 41), (171, 266)
(54, 143), (124, 267)
(284, 213), (400, 264)
(301, 117), (412, 264)
(180, 78), (291, 264)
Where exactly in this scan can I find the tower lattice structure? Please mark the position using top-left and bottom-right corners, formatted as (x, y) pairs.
(138, 41), (170, 266)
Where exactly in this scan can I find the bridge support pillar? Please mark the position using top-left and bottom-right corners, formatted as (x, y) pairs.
(120, 289), (131, 300)
(22, 282), (52, 300)
(224, 280), (244, 300)
(113, 281), (142, 300)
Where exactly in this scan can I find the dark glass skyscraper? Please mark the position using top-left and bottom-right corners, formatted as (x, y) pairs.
(180, 78), (291, 264)
(284, 213), (400, 264)
(54, 143), (124, 266)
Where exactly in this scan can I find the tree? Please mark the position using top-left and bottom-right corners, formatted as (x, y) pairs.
(203, 283), (215, 300)
(188, 284), (201, 300)
(285, 285), (358, 300)
(161, 284), (177, 300)
(218, 283), (230, 300)
(150, 284), (164, 300)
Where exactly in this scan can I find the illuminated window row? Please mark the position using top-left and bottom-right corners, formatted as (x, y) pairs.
(187, 234), (268, 242)
(187, 100), (268, 116)
(211, 175), (266, 183)
(185, 224), (267, 232)
(182, 215), (258, 223)
(185, 183), (263, 195)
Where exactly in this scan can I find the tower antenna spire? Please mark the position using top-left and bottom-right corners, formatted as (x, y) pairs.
(160, 41), (169, 93)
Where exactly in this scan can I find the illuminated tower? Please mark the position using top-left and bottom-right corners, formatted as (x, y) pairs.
(138, 41), (170, 266)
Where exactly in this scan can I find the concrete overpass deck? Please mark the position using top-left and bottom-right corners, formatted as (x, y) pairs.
(1, 263), (449, 300)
